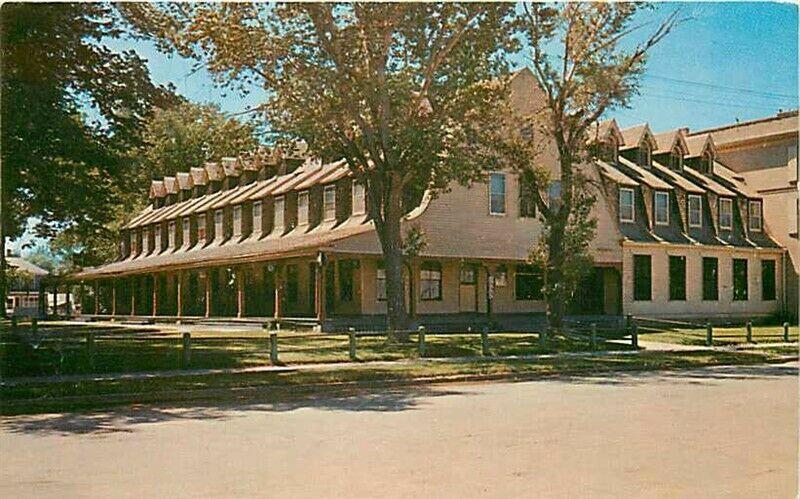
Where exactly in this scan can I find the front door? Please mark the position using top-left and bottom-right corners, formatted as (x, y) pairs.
(459, 264), (478, 312)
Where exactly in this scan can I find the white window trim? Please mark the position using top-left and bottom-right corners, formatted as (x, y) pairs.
(654, 191), (669, 226)
(352, 182), (366, 215)
(323, 185), (337, 222)
(168, 220), (176, 248)
(619, 188), (635, 223)
(748, 200), (762, 232)
(488, 172), (506, 216)
(719, 198), (733, 230)
(297, 191), (309, 226)
(688, 194), (703, 228)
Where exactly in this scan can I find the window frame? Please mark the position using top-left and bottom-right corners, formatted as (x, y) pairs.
(668, 255), (686, 301)
(638, 141), (652, 167)
(702, 257), (719, 301)
(719, 198), (733, 230)
(518, 175), (536, 218)
(654, 191), (670, 226)
(619, 188), (635, 223)
(688, 194), (703, 228)
(420, 261), (443, 301)
(297, 190), (309, 226)
(761, 259), (776, 301)
(748, 200), (762, 232)
(514, 264), (543, 301)
(323, 185), (337, 222)
(460, 264), (477, 285)
(488, 172), (506, 216)
(670, 147), (683, 171)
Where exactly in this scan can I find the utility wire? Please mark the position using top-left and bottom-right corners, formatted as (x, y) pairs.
(639, 91), (785, 111)
(643, 73), (797, 101)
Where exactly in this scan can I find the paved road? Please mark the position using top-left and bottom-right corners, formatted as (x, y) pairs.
(2, 362), (797, 498)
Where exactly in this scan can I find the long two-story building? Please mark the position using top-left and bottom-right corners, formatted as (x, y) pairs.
(71, 69), (790, 329)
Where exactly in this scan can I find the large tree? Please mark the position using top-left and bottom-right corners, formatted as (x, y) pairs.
(511, 4), (680, 328)
(123, 3), (516, 331)
(0, 3), (177, 311)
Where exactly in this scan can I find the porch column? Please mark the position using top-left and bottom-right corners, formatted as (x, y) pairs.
(152, 274), (158, 317)
(176, 271), (183, 319)
(130, 277), (136, 316)
(236, 267), (245, 318)
(50, 284), (57, 317)
(485, 265), (494, 317)
(111, 280), (116, 318)
(274, 264), (283, 320)
(38, 285), (46, 317)
(204, 270), (211, 318)
(315, 258), (326, 322)
(65, 284), (72, 317)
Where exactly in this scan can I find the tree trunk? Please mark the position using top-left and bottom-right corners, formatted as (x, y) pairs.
(545, 222), (566, 330)
(0, 236), (6, 319)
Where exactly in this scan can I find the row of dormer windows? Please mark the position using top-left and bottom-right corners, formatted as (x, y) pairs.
(617, 188), (762, 233)
(121, 179), (367, 259)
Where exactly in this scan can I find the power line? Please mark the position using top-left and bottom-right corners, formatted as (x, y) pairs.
(643, 73), (797, 101)
(639, 91), (785, 111)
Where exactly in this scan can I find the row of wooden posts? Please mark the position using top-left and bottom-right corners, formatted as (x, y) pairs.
(702, 320), (792, 346)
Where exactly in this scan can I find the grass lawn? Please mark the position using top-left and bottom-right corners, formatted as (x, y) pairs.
(2, 348), (795, 416)
(1, 322), (632, 378)
(639, 325), (799, 346)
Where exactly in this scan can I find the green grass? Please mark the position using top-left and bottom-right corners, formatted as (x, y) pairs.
(2, 348), (794, 416)
(639, 325), (799, 346)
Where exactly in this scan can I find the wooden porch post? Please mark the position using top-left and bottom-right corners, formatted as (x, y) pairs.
(274, 264), (283, 320)
(315, 258), (326, 322)
(152, 274), (158, 317)
(236, 267), (245, 318)
(65, 284), (72, 317)
(130, 277), (136, 316)
(176, 271), (183, 319)
(110, 280), (116, 318)
(93, 281), (99, 315)
(38, 284), (46, 317)
(52, 284), (58, 318)
(204, 270), (211, 318)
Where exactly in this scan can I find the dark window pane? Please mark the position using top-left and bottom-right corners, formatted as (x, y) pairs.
(733, 259), (748, 301)
(420, 261), (442, 300)
(515, 265), (543, 300)
(338, 260), (356, 302)
(702, 257), (718, 301)
(669, 256), (686, 301)
(633, 255), (651, 301)
(761, 260), (776, 301)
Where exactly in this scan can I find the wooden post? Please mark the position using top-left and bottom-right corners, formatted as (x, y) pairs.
(204, 270), (211, 318)
(706, 321), (713, 347)
(86, 332), (95, 371)
(152, 274), (159, 318)
(590, 323), (597, 350)
(631, 320), (638, 348)
(93, 281), (99, 315)
(418, 326), (426, 358)
(110, 280), (116, 319)
(315, 260), (326, 323)
(783, 322), (790, 342)
(269, 332), (278, 364)
(746, 320), (753, 343)
(182, 332), (191, 368)
(130, 277), (136, 317)
(176, 272), (183, 320)
(481, 326), (489, 356)
(348, 327), (357, 361)
(274, 265), (283, 320)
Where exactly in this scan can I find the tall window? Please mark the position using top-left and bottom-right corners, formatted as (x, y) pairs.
(732, 258), (748, 301)
(602, 137), (619, 163)
(233, 205), (242, 236)
(719, 198), (733, 230)
(702, 257), (718, 301)
(142, 227), (150, 253)
(182, 217), (190, 245)
(633, 254), (652, 301)
(197, 214), (206, 243)
(761, 260), (776, 301)
(376, 261), (387, 301)
(619, 188), (634, 222)
(638, 142), (651, 167)
(252, 200), (262, 232)
(130, 231), (138, 255)
(352, 182), (366, 215)
(748, 200), (762, 231)
(518, 176), (536, 218)
(168, 220), (176, 247)
(688, 195), (702, 228)
(489, 172), (506, 215)
(670, 147), (683, 171)
(274, 196), (285, 232)
(214, 209), (224, 240)
(654, 191), (669, 225)
(668, 255), (686, 301)
(338, 260), (356, 302)
(515, 265), (543, 300)
(702, 150), (714, 173)
(420, 261), (442, 300)
(298, 191), (309, 225)
(154, 225), (162, 252)
(323, 185), (336, 221)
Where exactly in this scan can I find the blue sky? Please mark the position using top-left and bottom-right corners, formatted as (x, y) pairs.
(10, 2), (799, 255)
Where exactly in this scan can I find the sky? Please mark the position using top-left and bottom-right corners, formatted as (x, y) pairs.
(9, 1), (799, 255)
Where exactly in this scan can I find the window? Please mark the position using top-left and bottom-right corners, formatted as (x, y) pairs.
(761, 260), (776, 301)
(668, 255), (686, 301)
(143, 228), (150, 252)
(732, 258), (748, 301)
(702, 257), (718, 301)
(420, 262), (442, 300)
(323, 185), (336, 221)
(748, 200), (762, 231)
(489, 172), (506, 215)
(602, 138), (619, 163)
(298, 191), (309, 225)
(654, 191), (669, 225)
(168, 220), (176, 247)
(338, 260), (356, 302)
(252, 200), (262, 231)
(638, 142), (651, 167)
(633, 254), (652, 301)
(182, 217), (190, 245)
(130, 231), (138, 255)
(214, 209), (224, 239)
(286, 264), (299, 304)
(688, 195), (702, 228)
(197, 214), (206, 243)
(352, 182), (366, 215)
(619, 188), (635, 222)
(515, 265), (543, 300)
(460, 264), (477, 285)
(518, 176), (536, 218)
(274, 196), (285, 232)
(548, 180), (562, 211)
(702, 150), (714, 173)
(154, 225), (162, 252)
(233, 205), (242, 236)
(376, 261), (387, 301)
(719, 198), (733, 230)
(494, 265), (507, 287)
(670, 147), (683, 171)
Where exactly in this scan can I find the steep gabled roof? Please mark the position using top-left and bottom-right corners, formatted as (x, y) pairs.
(176, 172), (194, 191)
(587, 119), (625, 146)
(619, 123), (658, 151)
(205, 162), (225, 182)
(149, 180), (166, 198)
(190, 167), (209, 186)
(652, 129), (689, 155)
(163, 176), (178, 195)
(685, 133), (717, 159)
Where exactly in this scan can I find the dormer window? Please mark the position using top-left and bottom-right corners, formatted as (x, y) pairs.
(670, 146), (683, 171)
(654, 191), (669, 225)
(298, 191), (309, 225)
(130, 231), (138, 256)
(182, 217), (190, 245)
(233, 205), (243, 236)
(702, 150), (714, 174)
(603, 137), (619, 163)
(197, 214), (206, 244)
(323, 185), (336, 221)
(352, 182), (366, 215)
(253, 200), (262, 232)
(638, 141), (652, 168)
(214, 209), (224, 240)
(619, 188), (635, 222)
(719, 198), (733, 230)
(748, 200), (762, 232)
(688, 195), (702, 228)
(142, 228), (150, 254)
(274, 196), (285, 232)
(154, 224), (162, 252)
(168, 220), (176, 248)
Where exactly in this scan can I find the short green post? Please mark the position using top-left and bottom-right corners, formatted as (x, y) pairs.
(481, 327), (489, 357)
(631, 320), (638, 348)
(746, 321), (753, 343)
(86, 332), (95, 371)
(417, 326), (426, 358)
(590, 323), (597, 350)
(348, 327), (357, 361)
(270, 332), (278, 364)
(783, 322), (790, 342)
(182, 332), (191, 368)
(31, 317), (38, 332)
(539, 329), (547, 347)
(705, 321), (713, 347)
(10, 316), (17, 331)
